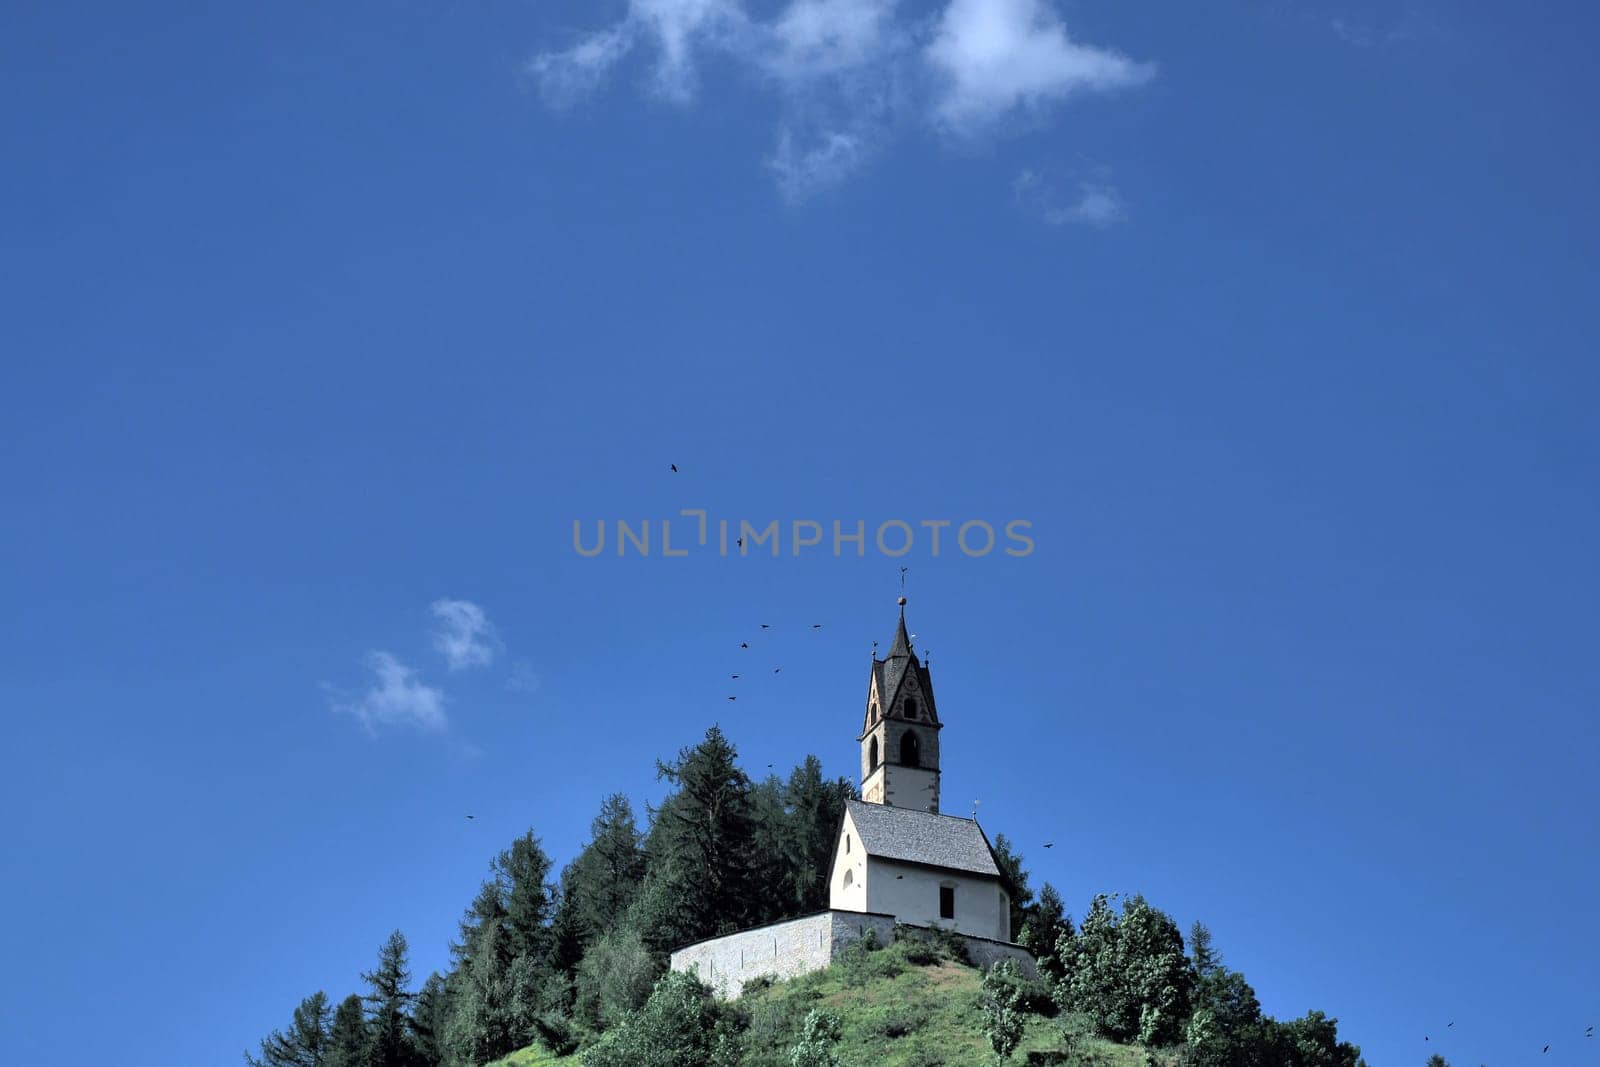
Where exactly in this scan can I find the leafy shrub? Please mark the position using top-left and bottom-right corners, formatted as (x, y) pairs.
(788, 1008), (842, 1067)
(581, 970), (741, 1067)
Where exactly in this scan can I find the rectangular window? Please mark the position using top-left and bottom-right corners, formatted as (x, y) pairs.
(939, 886), (955, 919)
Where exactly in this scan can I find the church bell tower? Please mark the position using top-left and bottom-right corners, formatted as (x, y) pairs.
(859, 598), (942, 813)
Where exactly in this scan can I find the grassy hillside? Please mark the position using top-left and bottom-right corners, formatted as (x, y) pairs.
(489, 939), (1164, 1067)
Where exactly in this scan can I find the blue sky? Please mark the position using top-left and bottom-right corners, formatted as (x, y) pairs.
(2, 1), (1598, 1064)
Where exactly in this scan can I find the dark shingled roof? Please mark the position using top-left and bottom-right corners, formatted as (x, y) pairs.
(845, 799), (1001, 879)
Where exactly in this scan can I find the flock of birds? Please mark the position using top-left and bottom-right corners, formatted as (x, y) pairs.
(725, 620), (827, 703)
(1422, 1021), (1592, 1056)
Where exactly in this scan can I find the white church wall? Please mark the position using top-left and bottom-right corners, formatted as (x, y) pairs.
(828, 808), (869, 912)
(863, 858), (1010, 943)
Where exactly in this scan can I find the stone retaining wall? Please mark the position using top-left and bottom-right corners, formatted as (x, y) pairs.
(668, 910), (1035, 998)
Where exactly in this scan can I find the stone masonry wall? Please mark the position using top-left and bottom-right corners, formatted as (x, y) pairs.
(669, 911), (897, 998)
(669, 910), (1033, 998)
(895, 923), (1039, 977)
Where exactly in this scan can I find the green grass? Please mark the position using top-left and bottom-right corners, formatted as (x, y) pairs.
(495, 938), (1167, 1067)
(484, 1045), (580, 1067)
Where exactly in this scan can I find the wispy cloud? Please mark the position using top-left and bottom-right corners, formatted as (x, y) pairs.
(527, 0), (1152, 198)
(430, 599), (500, 671)
(925, 0), (1153, 134)
(507, 659), (542, 694)
(1013, 168), (1127, 228)
(329, 652), (448, 735)
(1310, 1), (1444, 49)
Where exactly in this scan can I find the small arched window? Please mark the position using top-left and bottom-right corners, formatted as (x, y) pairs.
(904, 697), (919, 720)
(843, 869), (854, 889)
(845, 833), (851, 854)
(901, 730), (921, 769)
(869, 736), (880, 770)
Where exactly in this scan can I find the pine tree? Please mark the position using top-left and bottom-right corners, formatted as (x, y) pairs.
(1190, 921), (1219, 978)
(409, 973), (449, 1067)
(551, 794), (646, 971)
(781, 756), (855, 912)
(632, 726), (764, 955)
(245, 990), (331, 1067)
(326, 994), (369, 1067)
(1018, 882), (1070, 983)
(500, 832), (556, 963)
(990, 834), (1034, 941)
(362, 930), (418, 1067)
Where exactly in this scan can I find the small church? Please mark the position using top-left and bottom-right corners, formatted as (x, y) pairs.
(670, 599), (1036, 996)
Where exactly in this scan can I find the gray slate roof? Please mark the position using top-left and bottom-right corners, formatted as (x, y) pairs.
(845, 799), (1001, 879)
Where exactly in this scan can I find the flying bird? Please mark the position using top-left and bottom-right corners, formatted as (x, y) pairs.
(731, 674), (739, 679)
(1543, 1045), (1550, 1053)
(740, 642), (749, 649)
(1043, 842), (1054, 849)
(812, 624), (822, 629)
(727, 696), (737, 701)
(670, 464), (678, 472)
(773, 667), (781, 674)
(737, 537), (743, 548)
(465, 815), (476, 820)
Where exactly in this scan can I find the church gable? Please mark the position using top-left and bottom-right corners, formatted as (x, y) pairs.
(843, 799), (1000, 880)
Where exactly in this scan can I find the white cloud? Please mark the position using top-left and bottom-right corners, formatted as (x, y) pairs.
(530, 0), (750, 104)
(331, 652), (448, 735)
(926, 0), (1153, 132)
(1014, 168), (1127, 228)
(768, 126), (872, 200)
(527, 23), (635, 104)
(430, 599), (500, 671)
(526, 0), (1151, 197)
(766, 0), (901, 82)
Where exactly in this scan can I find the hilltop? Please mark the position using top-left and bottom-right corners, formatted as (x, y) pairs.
(488, 937), (1159, 1067)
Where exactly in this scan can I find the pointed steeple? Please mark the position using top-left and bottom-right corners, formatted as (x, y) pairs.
(859, 597), (942, 812)
(888, 597), (913, 658)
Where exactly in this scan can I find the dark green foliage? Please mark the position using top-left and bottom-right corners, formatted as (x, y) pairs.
(361, 930), (419, 1067)
(442, 922), (545, 1064)
(777, 756), (856, 912)
(983, 961), (1028, 1062)
(442, 831), (562, 1063)
(631, 727), (767, 955)
(1054, 894), (1192, 1046)
(326, 994), (369, 1067)
(991, 834), (1035, 942)
(581, 970), (741, 1067)
(245, 990), (331, 1067)
(1189, 923), (1219, 980)
(501, 832), (557, 962)
(409, 973), (448, 1067)
(551, 795), (647, 972)
(1264, 1011), (1364, 1067)
(1019, 883), (1072, 985)
(574, 927), (660, 1031)
(1425, 1056), (1448, 1067)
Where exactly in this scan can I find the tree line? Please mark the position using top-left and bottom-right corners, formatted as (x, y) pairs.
(247, 724), (1364, 1067)
(246, 726), (852, 1066)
